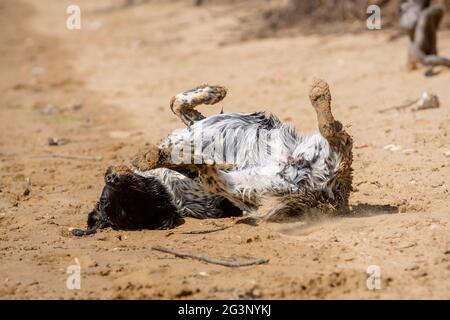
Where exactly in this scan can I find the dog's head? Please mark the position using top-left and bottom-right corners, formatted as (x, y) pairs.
(83, 165), (178, 233)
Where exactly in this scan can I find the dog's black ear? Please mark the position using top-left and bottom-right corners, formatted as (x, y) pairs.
(87, 207), (101, 228)
(71, 206), (107, 237)
(87, 202), (109, 229)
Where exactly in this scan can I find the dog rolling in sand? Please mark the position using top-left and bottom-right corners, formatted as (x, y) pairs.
(73, 79), (353, 235)
(133, 79), (353, 220)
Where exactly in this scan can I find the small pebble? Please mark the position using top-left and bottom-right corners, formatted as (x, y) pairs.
(48, 137), (70, 146)
(383, 144), (402, 152)
(31, 66), (45, 77)
(414, 92), (439, 110)
(40, 105), (61, 116)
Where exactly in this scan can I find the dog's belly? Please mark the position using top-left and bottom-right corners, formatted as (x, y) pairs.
(162, 111), (302, 168)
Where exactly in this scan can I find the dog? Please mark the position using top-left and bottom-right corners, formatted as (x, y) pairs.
(73, 79), (352, 235)
(132, 79), (353, 220)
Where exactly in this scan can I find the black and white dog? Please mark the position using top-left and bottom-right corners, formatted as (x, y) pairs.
(73, 79), (353, 235)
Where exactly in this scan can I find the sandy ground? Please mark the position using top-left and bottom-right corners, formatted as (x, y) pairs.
(0, 0), (449, 299)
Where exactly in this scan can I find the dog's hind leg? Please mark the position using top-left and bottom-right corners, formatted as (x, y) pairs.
(170, 85), (227, 126)
(308, 79), (353, 155)
(308, 79), (343, 148)
(309, 79), (353, 212)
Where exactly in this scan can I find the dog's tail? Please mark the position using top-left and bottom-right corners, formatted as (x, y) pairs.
(169, 85), (227, 126)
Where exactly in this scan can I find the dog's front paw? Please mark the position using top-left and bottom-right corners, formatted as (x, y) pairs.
(132, 144), (162, 171)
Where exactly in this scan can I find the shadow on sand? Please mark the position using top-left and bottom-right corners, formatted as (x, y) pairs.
(234, 203), (399, 232)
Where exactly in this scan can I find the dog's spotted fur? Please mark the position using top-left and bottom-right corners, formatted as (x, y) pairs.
(133, 79), (353, 220)
(134, 167), (240, 219)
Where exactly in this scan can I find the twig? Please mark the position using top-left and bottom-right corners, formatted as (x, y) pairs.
(152, 245), (269, 268)
(378, 99), (418, 114)
(179, 225), (230, 235)
(355, 144), (368, 149)
(32, 154), (103, 161)
(355, 180), (367, 187)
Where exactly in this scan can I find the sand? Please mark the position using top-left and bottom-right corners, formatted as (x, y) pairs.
(0, 0), (449, 299)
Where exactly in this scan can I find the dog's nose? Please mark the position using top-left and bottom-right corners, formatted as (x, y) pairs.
(106, 172), (120, 185)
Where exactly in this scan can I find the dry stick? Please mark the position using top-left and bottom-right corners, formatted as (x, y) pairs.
(179, 225), (230, 235)
(32, 154), (103, 161)
(152, 245), (269, 268)
(378, 99), (418, 114)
